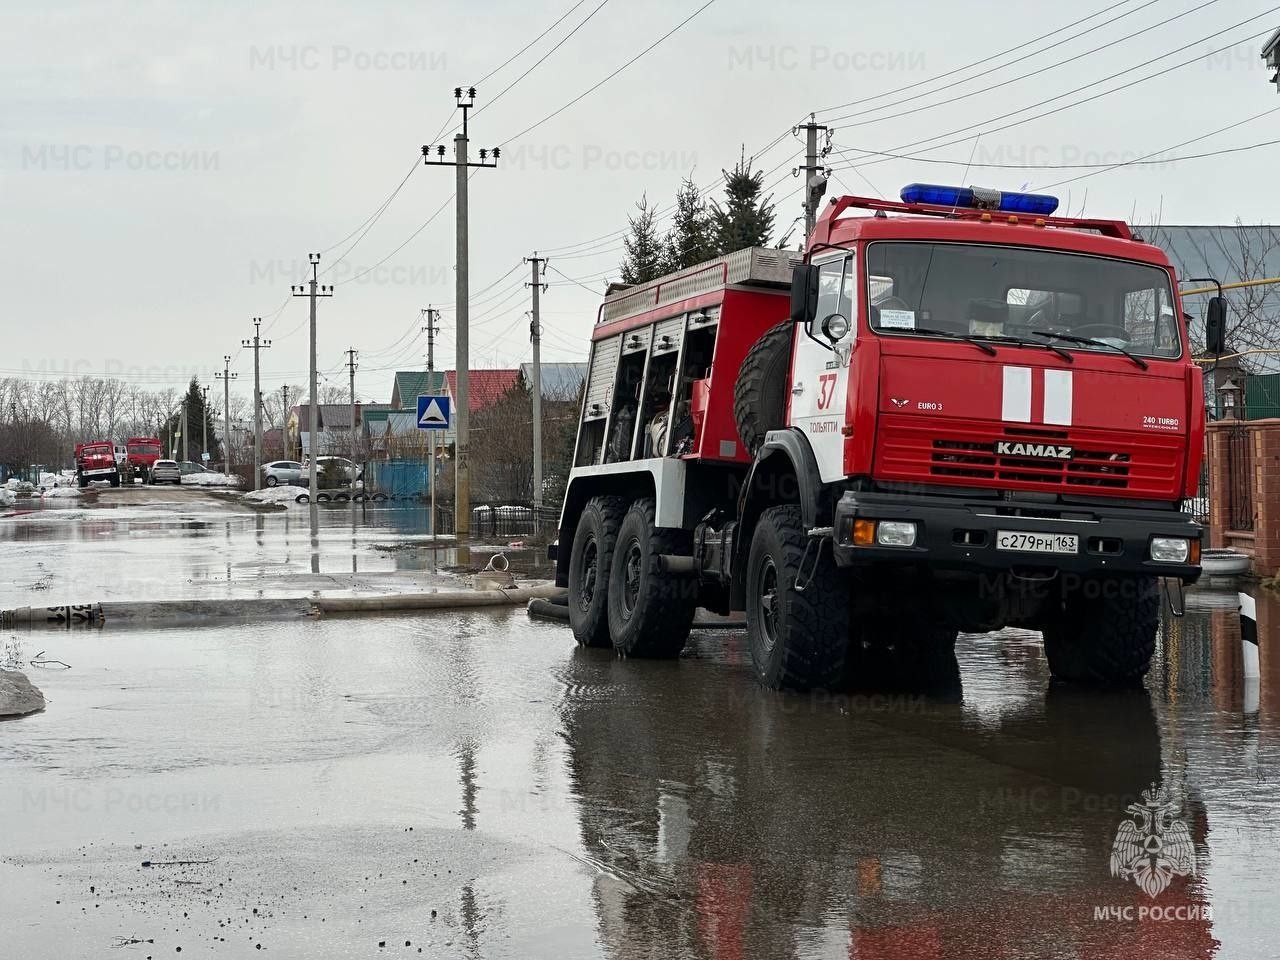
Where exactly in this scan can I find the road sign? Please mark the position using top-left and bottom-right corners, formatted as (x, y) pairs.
(417, 395), (451, 430)
(201, 452), (210, 462)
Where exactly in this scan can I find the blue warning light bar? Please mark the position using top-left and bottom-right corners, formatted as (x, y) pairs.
(899, 183), (1060, 216)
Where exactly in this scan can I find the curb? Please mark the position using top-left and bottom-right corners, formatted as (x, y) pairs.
(314, 585), (566, 614)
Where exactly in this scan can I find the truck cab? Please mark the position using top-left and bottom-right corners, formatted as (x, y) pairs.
(75, 442), (120, 488)
(556, 184), (1213, 691)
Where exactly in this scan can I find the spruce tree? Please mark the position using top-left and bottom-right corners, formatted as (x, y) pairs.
(662, 176), (715, 272)
(619, 194), (665, 285)
(162, 377), (221, 461)
(710, 149), (776, 254)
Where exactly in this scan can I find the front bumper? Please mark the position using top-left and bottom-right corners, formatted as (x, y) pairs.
(832, 490), (1202, 583)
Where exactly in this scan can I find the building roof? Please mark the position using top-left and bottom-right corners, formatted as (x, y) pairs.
(519, 362), (587, 399)
(445, 369), (520, 411)
(391, 371), (447, 408)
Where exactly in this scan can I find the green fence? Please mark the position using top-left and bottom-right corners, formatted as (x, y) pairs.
(1245, 373), (1280, 420)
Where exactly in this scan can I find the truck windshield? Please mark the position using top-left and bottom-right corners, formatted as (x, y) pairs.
(866, 241), (1181, 359)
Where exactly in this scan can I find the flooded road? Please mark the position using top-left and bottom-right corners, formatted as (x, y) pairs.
(2, 502), (1278, 957)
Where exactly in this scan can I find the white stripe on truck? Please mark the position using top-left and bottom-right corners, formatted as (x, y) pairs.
(1042, 369), (1073, 426)
(1001, 366), (1032, 422)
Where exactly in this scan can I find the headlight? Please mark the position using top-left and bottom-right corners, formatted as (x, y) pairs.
(876, 521), (918, 547)
(821, 313), (851, 341)
(1150, 537), (1191, 563)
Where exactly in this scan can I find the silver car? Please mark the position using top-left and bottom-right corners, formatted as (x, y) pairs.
(263, 460), (303, 486)
(150, 459), (181, 484)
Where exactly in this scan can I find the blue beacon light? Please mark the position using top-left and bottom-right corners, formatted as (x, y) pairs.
(899, 183), (1059, 216)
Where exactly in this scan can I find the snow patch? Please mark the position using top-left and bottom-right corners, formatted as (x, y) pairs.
(41, 486), (82, 499)
(0, 489), (15, 507)
(180, 472), (244, 488)
(244, 486), (306, 506)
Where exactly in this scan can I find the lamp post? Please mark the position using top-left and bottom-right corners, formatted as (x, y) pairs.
(1218, 378), (1243, 419)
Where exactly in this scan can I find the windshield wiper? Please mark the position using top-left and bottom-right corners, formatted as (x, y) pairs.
(893, 326), (997, 356)
(981, 334), (1074, 363)
(1029, 330), (1148, 370)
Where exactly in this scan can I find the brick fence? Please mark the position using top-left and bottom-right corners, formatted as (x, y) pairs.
(1206, 418), (1280, 576)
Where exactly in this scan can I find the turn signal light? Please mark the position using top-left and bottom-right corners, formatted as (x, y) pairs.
(852, 519), (877, 546)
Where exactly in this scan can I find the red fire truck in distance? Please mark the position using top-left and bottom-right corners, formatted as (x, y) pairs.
(553, 184), (1226, 690)
(75, 441), (120, 488)
(124, 436), (162, 484)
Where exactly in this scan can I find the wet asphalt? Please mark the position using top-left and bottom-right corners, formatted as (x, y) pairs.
(2, 490), (1278, 958)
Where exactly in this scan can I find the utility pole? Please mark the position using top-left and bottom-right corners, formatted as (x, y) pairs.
(423, 87), (499, 538)
(421, 307), (441, 536)
(292, 255), (334, 520)
(241, 317), (272, 490)
(526, 253), (547, 516)
(795, 114), (831, 245)
(200, 385), (210, 463)
(181, 396), (189, 463)
(280, 385), (290, 458)
(344, 347), (359, 493)
(215, 356), (236, 471)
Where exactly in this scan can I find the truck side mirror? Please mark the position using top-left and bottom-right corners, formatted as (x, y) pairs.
(790, 263), (819, 326)
(1204, 296), (1227, 355)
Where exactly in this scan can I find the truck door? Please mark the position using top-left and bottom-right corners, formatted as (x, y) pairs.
(790, 253), (854, 482)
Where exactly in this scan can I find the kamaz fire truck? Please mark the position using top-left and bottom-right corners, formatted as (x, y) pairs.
(553, 184), (1226, 689)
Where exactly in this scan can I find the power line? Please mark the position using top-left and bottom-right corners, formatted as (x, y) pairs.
(837, 17), (1280, 173)
(475, 0), (613, 117)
(499, 0), (720, 146)
(474, 0), (592, 87)
(813, 0), (1144, 116)
(823, 0), (1218, 128)
(319, 155), (422, 277)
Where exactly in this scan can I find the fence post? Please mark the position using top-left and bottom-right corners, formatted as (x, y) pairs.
(1248, 419), (1280, 577)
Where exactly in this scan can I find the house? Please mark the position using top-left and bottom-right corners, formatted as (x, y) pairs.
(286, 402), (394, 458)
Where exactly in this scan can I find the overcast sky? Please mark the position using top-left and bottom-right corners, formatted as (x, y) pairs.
(3, 0), (1278, 404)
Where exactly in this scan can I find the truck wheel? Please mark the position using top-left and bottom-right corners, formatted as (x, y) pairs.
(733, 321), (793, 456)
(568, 495), (626, 648)
(745, 504), (849, 690)
(1042, 576), (1159, 685)
(607, 498), (697, 658)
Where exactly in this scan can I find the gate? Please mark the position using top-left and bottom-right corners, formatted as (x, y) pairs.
(1224, 425), (1254, 531)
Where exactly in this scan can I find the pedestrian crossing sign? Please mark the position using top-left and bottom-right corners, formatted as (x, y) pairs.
(416, 395), (451, 430)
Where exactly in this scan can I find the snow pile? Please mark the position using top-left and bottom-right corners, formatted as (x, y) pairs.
(5, 479), (34, 496)
(181, 472), (244, 488)
(243, 486), (306, 506)
(39, 471), (76, 488)
(41, 486), (82, 499)
(0, 489), (14, 507)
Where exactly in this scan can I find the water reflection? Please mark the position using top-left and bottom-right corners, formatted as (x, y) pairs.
(558, 648), (1217, 959)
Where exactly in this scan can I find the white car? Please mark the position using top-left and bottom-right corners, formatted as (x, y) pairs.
(150, 459), (182, 484)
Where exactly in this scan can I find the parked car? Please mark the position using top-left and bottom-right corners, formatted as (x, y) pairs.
(177, 461), (212, 475)
(150, 460), (181, 484)
(309, 456), (361, 488)
(263, 460), (304, 487)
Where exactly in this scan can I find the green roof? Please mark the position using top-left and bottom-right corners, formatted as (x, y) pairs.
(391, 370), (447, 408)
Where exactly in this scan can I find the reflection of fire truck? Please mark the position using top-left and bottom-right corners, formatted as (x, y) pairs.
(123, 436), (162, 484)
(561, 652), (1214, 959)
(554, 184), (1224, 689)
(74, 441), (119, 488)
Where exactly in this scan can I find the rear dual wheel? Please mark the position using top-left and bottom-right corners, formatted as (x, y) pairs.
(606, 498), (697, 658)
(568, 495), (625, 648)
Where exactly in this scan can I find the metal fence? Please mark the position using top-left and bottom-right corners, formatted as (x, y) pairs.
(1224, 425), (1254, 531)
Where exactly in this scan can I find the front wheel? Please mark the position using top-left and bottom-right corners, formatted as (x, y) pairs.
(1042, 576), (1159, 685)
(266, 475), (279, 487)
(745, 504), (850, 690)
(606, 498), (696, 658)
(567, 495), (625, 648)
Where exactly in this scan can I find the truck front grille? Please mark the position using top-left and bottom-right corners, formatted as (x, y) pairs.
(876, 416), (1181, 500)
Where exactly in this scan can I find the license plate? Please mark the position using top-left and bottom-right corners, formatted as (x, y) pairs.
(996, 530), (1078, 554)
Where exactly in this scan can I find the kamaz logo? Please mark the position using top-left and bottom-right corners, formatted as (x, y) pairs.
(995, 440), (1073, 459)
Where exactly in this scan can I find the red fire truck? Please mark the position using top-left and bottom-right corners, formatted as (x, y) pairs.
(124, 436), (162, 484)
(74, 441), (120, 488)
(553, 184), (1225, 689)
